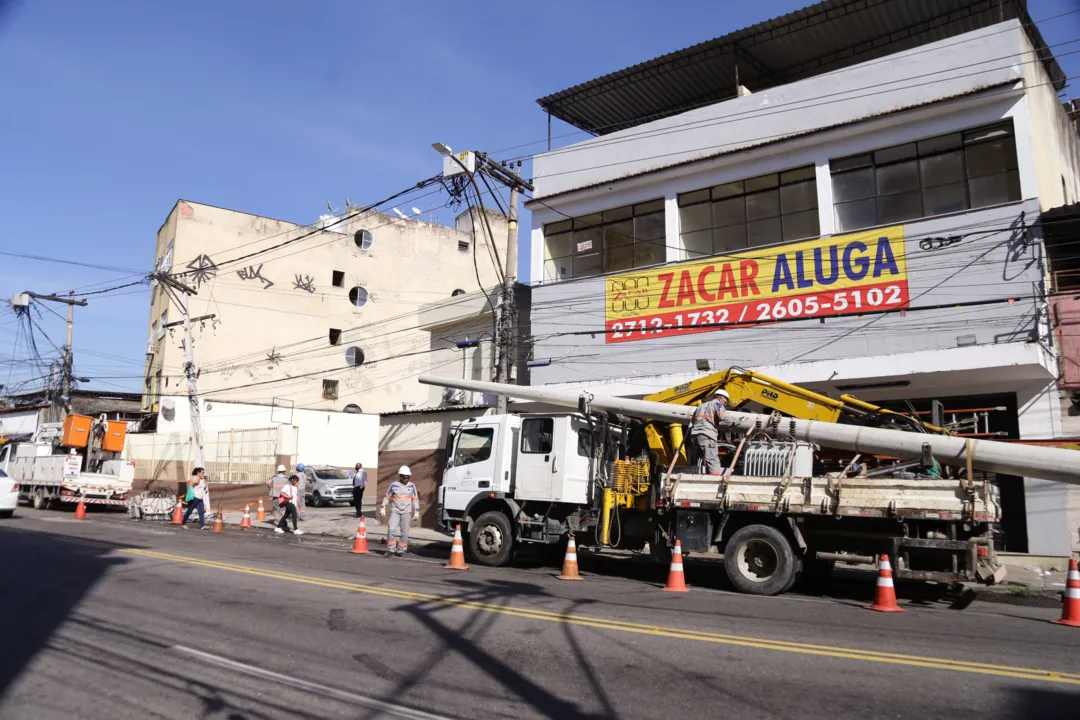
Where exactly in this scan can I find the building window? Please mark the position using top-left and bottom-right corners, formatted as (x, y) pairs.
(831, 121), (1021, 232)
(158, 310), (168, 341)
(354, 229), (373, 250)
(348, 286), (368, 308)
(677, 166), (818, 260)
(329, 328), (342, 346)
(322, 379), (339, 400)
(451, 288), (466, 296)
(332, 270), (344, 288)
(345, 347), (365, 367)
(543, 199), (665, 282)
(458, 240), (470, 253)
(343, 403), (362, 413)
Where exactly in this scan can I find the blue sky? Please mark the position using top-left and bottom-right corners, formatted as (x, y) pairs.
(1, 0), (1078, 396)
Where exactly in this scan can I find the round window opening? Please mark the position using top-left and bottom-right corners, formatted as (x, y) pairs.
(451, 288), (466, 297)
(353, 229), (373, 250)
(343, 403), (362, 414)
(345, 347), (365, 367)
(349, 286), (369, 308)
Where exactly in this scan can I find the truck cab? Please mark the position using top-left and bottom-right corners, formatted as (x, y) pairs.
(438, 413), (597, 565)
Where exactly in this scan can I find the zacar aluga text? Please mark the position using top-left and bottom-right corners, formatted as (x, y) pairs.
(605, 226), (909, 343)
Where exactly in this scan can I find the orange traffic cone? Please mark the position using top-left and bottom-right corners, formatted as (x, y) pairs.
(663, 540), (689, 592)
(238, 504), (252, 529)
(557, 534), (582, 581)
(211, 505), (224, 533)
(73, 500), (87, 520)
(170, 499), (184, 525)
(256, 497), (266, 523)
(1052, 558), (1080, 627)
(865, 554), (906, 612)
(350, 518), (370, 554)
(444, 524), (469, 570)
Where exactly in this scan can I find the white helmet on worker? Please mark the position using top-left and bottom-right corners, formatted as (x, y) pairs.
(276, 464), (286, 473)
(398, 465), (412, 477)
(714, 389), (730, 401)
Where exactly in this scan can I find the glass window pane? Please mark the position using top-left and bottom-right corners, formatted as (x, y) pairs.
(634, 199), (664, 214)
(573, 227), (603, 254)
(969, 170), (1021, 208)
(835, 198), (876, 232)
(780, 179), (817, 213)
(876, 160), (919, 196)
(546, 232), (573, 260)
(918, 132), (962, 155)
(964, 123), (1012, 144)
(679, 203), (712, 233)
(681, 230), (713, 259)
(711, 180), (744, 199)
(602, 205), (632, 222)
(832, 168), (875, 202)
(780, 165), (816, 184)
(605, 244), (634, 272)
(747, 217), (782, 247)
(874, 143), (917, 165)
(573, 252), (603, 278)
(634, 212), (665, 242)
(605, 221), (633, 249)
(919, 151), (964, 188)
(832, 153), (872, 172)
(712, 196), (746, 227)
(782, 209), (819, 241)
(714, 224), (747, 254)
(877, 191), (923, 224)
(634, 241), (663, 268)
(965, 136), (1018, 178)
(574, 212), (603, 228)
(545, 220), (572, 235)
(746, 189), (780, 221)
(745, 173), (779, 192)
(521, 418), (554, 454)
(543, 259), (561, 282)
(922, 182), (970, 216)
(678, 189), (710, 206)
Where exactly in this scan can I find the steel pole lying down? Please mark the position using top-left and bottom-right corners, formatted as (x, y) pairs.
(418, 375), (1080, 487)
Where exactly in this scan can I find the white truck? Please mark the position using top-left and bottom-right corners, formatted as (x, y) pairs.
(0, 421), (134, 511)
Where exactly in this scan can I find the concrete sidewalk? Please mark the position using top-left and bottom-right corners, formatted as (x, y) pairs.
(218, 501), (451, 547)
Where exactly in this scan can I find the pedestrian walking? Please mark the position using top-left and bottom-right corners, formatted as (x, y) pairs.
(351, 462), (368, 518)
(295, 463), (307, 521)
(380, 466), (419, 556)
(269, 464), (288, 521)
(275, 475), (304, 535)
(182, 467), (209, 530)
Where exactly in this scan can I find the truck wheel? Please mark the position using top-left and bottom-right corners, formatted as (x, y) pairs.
(469, 511), (513, 567)
(723, 524), (797, 596)
(32, 490), (46, 510)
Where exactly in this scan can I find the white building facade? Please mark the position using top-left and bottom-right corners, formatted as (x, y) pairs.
(524, 6), (1080, 555)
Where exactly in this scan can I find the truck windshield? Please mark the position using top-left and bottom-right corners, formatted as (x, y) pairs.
(453, 428), (494, 467)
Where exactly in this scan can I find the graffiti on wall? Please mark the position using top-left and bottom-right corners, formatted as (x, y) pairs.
(237, 263), (273, 289)
(186, 254), (218, 288)
(293, 274), (316, 293)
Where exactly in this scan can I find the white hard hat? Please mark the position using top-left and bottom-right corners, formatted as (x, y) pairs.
(277, 464), (286, 472)
(714, 389), (730, 400)
(398, 465), (412, 477)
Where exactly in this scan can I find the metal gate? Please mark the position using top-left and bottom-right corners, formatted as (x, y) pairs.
(208, 427), (297, 485)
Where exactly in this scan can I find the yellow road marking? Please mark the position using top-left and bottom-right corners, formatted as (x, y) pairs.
(8, 527), (1080, 686)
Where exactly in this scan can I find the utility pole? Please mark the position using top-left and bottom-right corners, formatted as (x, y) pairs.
(432, 144), (533, 414)
(25, 292), (88, 423)
(152, 272), (213, 470)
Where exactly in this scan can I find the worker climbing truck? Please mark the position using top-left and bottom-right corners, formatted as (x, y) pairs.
(420, 375), (1080, 596)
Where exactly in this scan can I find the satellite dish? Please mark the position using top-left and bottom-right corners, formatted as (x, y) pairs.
(392, 208), (408, 220)
(411, 207), (422, 216)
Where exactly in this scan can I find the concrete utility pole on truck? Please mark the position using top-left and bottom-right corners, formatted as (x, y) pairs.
(432, 143), (533, 413)
(418, 375), (1080, 597)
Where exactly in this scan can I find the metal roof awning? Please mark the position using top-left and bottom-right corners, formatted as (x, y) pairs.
(537, 0), (1065, 136)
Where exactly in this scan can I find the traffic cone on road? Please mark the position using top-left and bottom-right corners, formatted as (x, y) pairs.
(349, 518), (370, 555)
(662, 540), (689, 592)
(238, 504), (252, 529)
(256, 497), (266, 522)
(211, 505), (224, 533)
(557, 534), (582, 581)
(444, 524), (469, 570)
(170, 499), (184, 525)
(865, 554), (906, 612)
(73, 500), (87, 520)
(1052, 558), (1080, 627)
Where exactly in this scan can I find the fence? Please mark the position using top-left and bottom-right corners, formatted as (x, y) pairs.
(124, 426), (297, 488)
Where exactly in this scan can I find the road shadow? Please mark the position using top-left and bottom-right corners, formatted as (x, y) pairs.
(1003, 687), (1080, 719)
(0, 524), (139, 700)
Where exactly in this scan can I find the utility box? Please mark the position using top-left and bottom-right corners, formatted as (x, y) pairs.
(101, 421), (128, 453)
(61, 414), (93, 449)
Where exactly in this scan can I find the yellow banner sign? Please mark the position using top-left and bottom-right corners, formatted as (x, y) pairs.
(605, 226), (909, 343)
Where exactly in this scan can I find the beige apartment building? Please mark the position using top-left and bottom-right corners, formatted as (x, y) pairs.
(142, 200), (507, 415)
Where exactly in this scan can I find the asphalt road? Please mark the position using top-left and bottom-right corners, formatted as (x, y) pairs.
(2, 509), (1079, 720)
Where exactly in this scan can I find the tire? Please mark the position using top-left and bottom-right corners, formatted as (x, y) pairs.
(32, 490), (46, 510)
(313, 492), (325, 508)
(468, 511), (514, 567)
(0, 509), (13, 519)
(723, 524), (798, 596)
